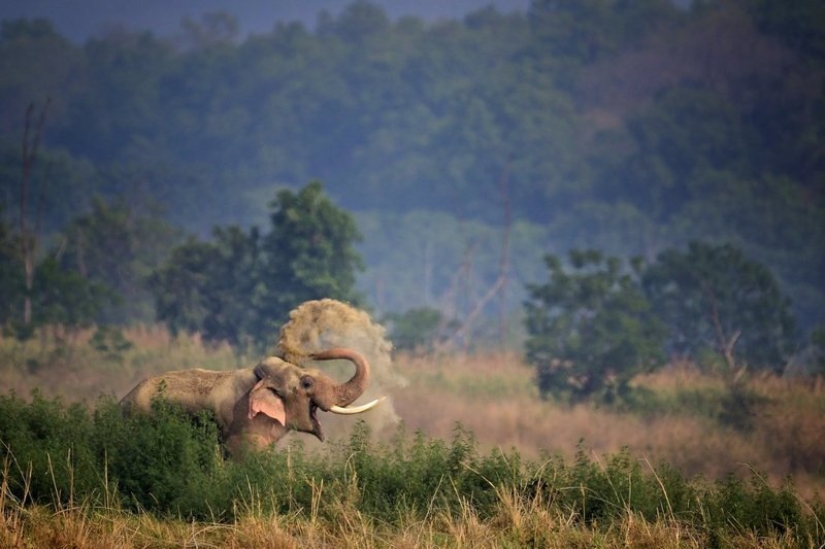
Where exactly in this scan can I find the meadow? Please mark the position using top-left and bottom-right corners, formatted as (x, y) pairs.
(1, 326), (823, 547)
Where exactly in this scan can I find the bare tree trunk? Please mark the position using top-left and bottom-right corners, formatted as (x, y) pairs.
(439, 160), (512, 353)
(702, 280), (744, 383)
(496, 159), (512, 351)
(20, 100), (50, 326)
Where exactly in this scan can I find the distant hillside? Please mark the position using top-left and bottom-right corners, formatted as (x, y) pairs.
(0, 0), (822, 331)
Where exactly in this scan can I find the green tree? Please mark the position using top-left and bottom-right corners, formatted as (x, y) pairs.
(0, 19), (83, 133)
(59, 195), (181, 324)
(0, 203), (22, 326)
(150, 226), (260, 347)
(29, 256), (111, 334)
(598, 86), (752, 223)
(150, 237), (221, 339)
(524, 249), (666, 404)
(151, 181), (363, 349)
(255, 181), (364, 338)
(642, 241), (797, 373)
(385, 307), (456, 354)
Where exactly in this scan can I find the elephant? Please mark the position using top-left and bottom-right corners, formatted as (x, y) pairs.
(120, 347), (383, 455)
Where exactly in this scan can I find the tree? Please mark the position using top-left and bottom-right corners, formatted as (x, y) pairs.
(642, 241), (797, 373)
(255, 181), (364, 336)
(524, 249), (666, 404)
(0, 203), (22, 326)
(150, 237), (222, 340)
(59, 195), (181, 324)
(150, 225), (261, 347)
(150, 181), (363, 349)
(384, 307), (457, 354)
(19, 100), (49, 328)
(29, 256), (110, 335)
(599, 86), (752, 223)
(0, 203), (110, 339)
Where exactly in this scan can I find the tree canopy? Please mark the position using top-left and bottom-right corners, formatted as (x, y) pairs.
(0, 0), (822, 344)
(524, 249), (667, 403)
(149, 182), (363, 349)
(642, 241), (797, 372)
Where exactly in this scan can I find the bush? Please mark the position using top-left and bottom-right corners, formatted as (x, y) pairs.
(643, 241), (797, 373)
(96, 396), (227, 516)
(384, 307), (456, 354)
(524, 250), (667, 404)
(0, 391), (99, 504)
(0, 394), (822, 546)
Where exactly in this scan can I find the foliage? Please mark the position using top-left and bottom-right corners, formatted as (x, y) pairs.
(642, 241), (797, 373)
(95, 395), (226, 515)
(524, 249), (667, 403)
(28, 256), (112, 332)
(384, 306), (456, 353)
(0, 249), (112, 340)
(597, 86), (752, 223)
(0, 172), (178, 333)
(0, 139), (98, 236)
(0, 204), (19, 327)
(58, 195), (182, 324)
(88, 325), (133, 363)
(151, 226), (262, 347)
(625, 382), (768, 433)
(0, 392), (100, 500)
(150, 181), (363, 348)
(256, 180), (364, 333)
(0, 2), (822, 337)
(812, 324), (825, 374)
(0, 392), (822, 545)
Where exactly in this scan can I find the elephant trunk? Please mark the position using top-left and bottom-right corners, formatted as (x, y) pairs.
(310, 347), (371, 407)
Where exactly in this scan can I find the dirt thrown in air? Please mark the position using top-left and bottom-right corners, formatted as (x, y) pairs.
(276, 299), (406, 445)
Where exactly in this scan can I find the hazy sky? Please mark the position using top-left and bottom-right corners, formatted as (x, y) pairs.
(0, 0), (531, 42)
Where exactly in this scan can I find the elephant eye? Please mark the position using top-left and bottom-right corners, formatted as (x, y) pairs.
(300, 376), (314, 390)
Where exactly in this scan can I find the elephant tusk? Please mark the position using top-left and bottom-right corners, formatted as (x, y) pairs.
(330, 397), (385, 415)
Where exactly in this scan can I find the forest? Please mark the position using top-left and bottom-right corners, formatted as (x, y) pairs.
(0, 0), (823, 354)
(1, 1), (825, 545)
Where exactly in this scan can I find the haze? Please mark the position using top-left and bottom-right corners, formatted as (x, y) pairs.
(0, 0), (531, 42)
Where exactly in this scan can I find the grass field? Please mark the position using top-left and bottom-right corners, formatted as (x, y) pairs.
(1, 326), (823, 547)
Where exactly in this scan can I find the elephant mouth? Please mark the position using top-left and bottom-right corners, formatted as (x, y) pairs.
(310, 403), (324, 442)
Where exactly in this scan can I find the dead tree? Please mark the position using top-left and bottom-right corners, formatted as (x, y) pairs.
(703, 280), (745, 384)
(439, 159), (512, 352)
(19, 99), (50, 326)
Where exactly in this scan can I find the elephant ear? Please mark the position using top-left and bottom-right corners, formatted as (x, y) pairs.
(247, 379), (286, 426)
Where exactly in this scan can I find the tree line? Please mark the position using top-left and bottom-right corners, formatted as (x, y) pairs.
(0, 0), (822, 367)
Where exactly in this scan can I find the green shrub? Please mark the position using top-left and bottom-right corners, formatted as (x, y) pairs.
(384, 307), (456, 354)
(695, 472), (818, 546)
(0, 391), (99, 504)
(97, 396), (226, 517)
(0, 394), (822, 545)
(621, 383), (768, 431)
(524, 250), (667, 404)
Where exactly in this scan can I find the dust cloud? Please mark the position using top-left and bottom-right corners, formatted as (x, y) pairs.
(275, 299), (407, 445)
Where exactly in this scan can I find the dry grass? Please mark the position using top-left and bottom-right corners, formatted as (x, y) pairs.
(2, 327), (823, 496)
(1, 326), (824, 547)
(0, 326), (239, 402)
(1, 468), (814, 548)
(389, 351), (825, 500)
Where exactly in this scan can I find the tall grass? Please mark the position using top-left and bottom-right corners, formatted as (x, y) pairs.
(1, 326), (824, 546)
(392, 351), (825, 498)
(0, 393), (823, 547)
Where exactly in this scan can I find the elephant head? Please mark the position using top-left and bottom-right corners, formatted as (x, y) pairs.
(246, 347), (380, 442)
